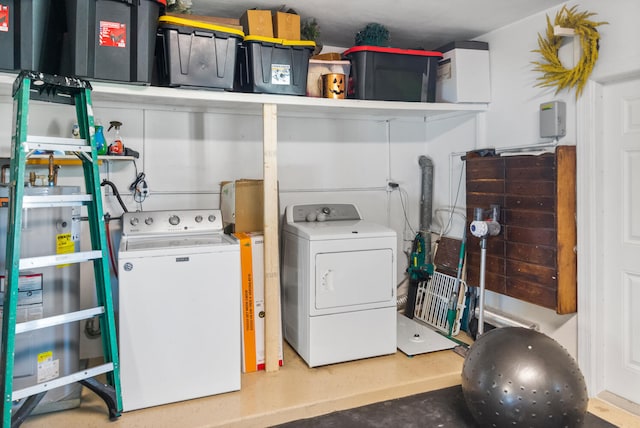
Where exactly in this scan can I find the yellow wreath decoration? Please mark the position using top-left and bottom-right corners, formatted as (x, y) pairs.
(532, 5), (607, 98)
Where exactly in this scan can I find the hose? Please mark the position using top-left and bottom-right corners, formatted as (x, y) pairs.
(100, 179), (129, 213)
(105, 213), (119, 279)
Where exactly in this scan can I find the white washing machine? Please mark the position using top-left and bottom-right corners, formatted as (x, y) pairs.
(117, 209), (240, 411)
(281, 203), (397, 367)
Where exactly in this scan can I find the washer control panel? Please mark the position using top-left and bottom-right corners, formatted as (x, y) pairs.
(288, 204), (362, 223)
(122, 209), (223, 236)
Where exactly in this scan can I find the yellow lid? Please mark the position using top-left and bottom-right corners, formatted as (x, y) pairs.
(244, 35), (315, 48)
(158, 15), (245, 38)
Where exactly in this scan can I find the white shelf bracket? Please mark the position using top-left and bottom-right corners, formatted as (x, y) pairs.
(553, 25), (581, 66)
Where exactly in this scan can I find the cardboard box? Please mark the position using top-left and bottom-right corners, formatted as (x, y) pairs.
(272, 11), (300, 40)
(235, 232), (283, 372)
(436, 41), (491, 103)
(240, 9), (273, 38)
(220, 179), (263, 233)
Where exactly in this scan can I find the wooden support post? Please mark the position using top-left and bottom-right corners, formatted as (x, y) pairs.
(262, 103), (281, 372)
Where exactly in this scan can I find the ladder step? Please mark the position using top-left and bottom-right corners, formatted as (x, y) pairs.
(12, 363), (114, 401)
(24, 135), (92, 153)
(15, 307), (105, 334)
(19, 250), (103, 270)
(23, 194), (93, 208)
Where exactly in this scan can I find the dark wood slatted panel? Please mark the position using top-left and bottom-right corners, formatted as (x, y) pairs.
(465, 146), (576, 314)
(433, 236), (463, 277)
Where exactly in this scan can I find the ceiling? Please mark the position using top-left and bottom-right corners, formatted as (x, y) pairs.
(188, 0), (566, 50)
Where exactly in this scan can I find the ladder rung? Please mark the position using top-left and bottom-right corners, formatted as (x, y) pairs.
(24, 135), (92, 153)
(12, 363), (114, 401)
(23, 194), (93, 208)
(15, 307), (105, 334)
(19, 250), (103, 270)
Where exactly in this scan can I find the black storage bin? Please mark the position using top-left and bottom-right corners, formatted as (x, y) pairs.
(60, 0), (165, 84)
(236, 35), (315, 96)
(0, 1), (64, 73)
(343, 46), (442, 102)
(156, 15), (244, 89)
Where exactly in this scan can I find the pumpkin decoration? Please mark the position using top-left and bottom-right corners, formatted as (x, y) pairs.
(322, 73), (345, 99)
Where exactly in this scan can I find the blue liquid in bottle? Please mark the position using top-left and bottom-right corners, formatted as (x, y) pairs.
(95, 125), (108, 155)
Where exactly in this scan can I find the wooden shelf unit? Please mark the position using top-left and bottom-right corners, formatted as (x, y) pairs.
(465, 145), (577, 314)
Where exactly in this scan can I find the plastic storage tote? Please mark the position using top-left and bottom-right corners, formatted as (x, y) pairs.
(343, 46), (442, 102)
(436, 41), (491, 103)
(60, 0), (165, 84)
(156, 15), (244, 89)
(0, 0), (64, 73)
(236, 35), (315, 96)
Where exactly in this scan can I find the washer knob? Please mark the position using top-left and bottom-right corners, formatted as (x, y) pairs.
(321, 206), (331, 215)
(145, 217), (153, 225)
(195, 215), (203, 223)
(208, 214), (216, 222)
(169, 215), (180, 226)
(129, 217), (139, 226)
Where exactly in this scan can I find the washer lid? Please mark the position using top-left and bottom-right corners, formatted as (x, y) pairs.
(283, 219), (396, 240)
(124, 233), (235, 251)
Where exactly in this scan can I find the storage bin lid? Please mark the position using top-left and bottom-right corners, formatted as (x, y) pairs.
(244, 35), (316, 48)
(436, 41), (489, 53)
(158, 15), (245, 38)
(343, 46), (442, 58)
(309, 59), (351, 66)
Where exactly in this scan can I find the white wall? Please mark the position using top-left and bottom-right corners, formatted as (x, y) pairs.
(5, 0), (635, 360)
(0, 89), (482, 357)
(474, 0), (640, 357)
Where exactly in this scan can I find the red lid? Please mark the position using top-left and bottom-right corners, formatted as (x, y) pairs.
(343, 45), (442, 57)
(156, 0), (167, 5)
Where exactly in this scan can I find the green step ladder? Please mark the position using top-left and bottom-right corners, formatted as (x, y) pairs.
(0, 71), (122, 427)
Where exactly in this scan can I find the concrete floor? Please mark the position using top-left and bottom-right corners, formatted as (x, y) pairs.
(21, 339), (640, 428)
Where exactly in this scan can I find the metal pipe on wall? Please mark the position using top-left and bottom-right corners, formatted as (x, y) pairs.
(418, 155), (434, 264)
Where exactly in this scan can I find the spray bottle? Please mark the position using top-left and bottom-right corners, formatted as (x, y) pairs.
(108, 121), (124, 155)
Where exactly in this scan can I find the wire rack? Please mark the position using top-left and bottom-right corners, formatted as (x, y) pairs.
(413, 271), (467, 336)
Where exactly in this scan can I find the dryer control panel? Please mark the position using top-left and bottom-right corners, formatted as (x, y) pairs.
(287, 204), (362, 223)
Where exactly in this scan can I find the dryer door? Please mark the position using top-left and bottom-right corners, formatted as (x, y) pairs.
(314, 248), (394, 313)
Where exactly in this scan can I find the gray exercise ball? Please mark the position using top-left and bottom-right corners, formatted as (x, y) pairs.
(461, 327), (588, 427)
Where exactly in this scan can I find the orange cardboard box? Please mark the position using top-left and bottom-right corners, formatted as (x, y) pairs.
(220, 179), (263, 234)
(272, 11), (300, 40)
(240, 9), (273, 38)
(234, 232), (283, 372)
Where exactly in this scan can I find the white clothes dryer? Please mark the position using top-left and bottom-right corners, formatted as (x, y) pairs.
(281, 203), (397, 367)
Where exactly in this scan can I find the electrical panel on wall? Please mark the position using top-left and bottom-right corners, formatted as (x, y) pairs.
(539, 101), (566, 140)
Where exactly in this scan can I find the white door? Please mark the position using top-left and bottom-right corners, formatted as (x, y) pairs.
(601, 76), (640, 404)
